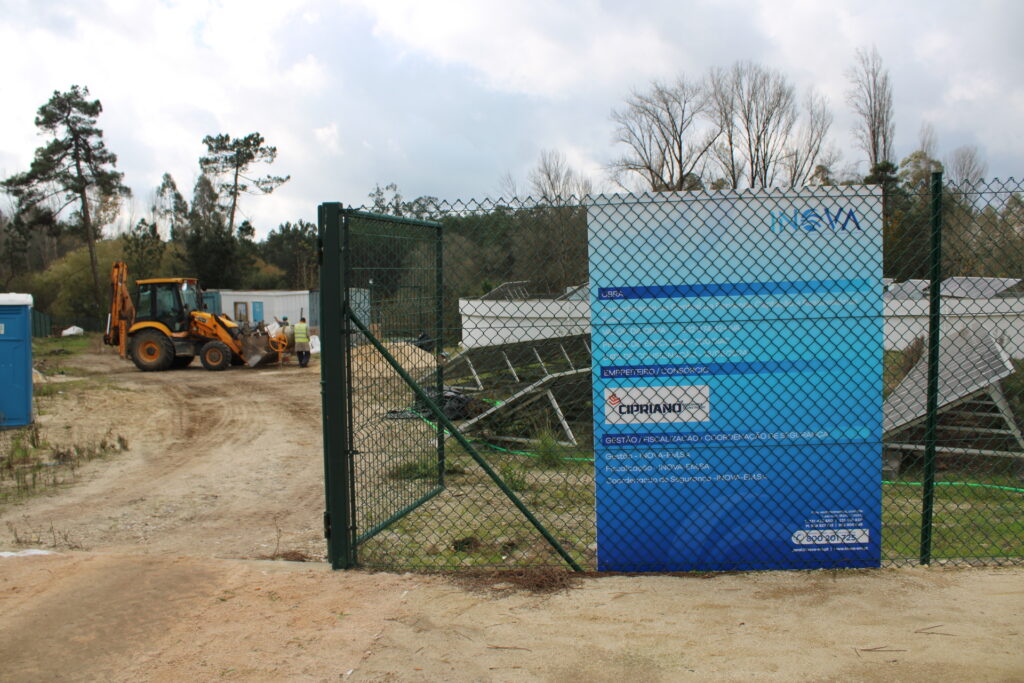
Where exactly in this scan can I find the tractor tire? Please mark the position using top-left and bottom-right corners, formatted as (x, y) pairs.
(130, 330), (175, 372)
(171, 355), (195, 369)
(200, 341), (232, 371)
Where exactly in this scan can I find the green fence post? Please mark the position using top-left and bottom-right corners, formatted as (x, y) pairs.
(319, 202), (355, 569)
(435, 223), (446, 486)
(920, 171), (943, 565)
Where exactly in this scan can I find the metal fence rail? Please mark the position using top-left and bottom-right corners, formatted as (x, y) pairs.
(319, 176), (1024, 571)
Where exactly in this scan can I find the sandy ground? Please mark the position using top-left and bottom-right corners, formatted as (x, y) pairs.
(1, 345), (1022, 681)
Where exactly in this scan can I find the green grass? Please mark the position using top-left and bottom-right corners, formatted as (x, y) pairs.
(360, 489), (570, 569)
(359, 455), (1024, 570)
(33, 379), (92, 398)
(0, 424), (129, 505)
(32, 374), (128, 400)
(534, 429), (567, 469)
(882, 472), (1024, 562)
(388, 454), (466, 481)
(32, 333), (96, 357)
(498, 461), (529, 492)
(32, 333), (102, 378)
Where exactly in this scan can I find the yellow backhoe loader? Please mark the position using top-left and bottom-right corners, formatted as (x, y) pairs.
(103, 261), (288, 371)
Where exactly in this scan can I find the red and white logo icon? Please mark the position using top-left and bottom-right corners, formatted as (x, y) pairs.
(608, 393), (621, 406)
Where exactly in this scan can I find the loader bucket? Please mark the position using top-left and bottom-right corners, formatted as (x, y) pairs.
(240, 330), (279, 367)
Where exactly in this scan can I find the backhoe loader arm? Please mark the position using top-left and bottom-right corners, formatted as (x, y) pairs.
(191, 310), (244, 353)
(104, 261), (136, 358)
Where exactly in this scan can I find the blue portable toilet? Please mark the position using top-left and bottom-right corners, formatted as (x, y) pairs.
(0, 294), (33, 428)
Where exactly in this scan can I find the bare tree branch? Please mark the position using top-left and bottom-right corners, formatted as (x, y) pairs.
(846, 46), (895, 170)
(709, 62), (798, 188)
(946, 145), (988, 185)
(608, 76), (718, 191)
(529, 149), (592, 202)
(918, 122), (938, 159)
(782, 89), (837, 186)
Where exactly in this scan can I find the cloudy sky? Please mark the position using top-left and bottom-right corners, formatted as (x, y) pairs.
(1, 0), (1021, 238)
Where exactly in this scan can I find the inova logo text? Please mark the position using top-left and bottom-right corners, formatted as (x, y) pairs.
(770, 208), (861, 233)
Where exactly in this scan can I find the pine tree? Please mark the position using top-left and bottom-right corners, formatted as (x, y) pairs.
(199, 132), (289, 235)
(2, 86), (129, 314)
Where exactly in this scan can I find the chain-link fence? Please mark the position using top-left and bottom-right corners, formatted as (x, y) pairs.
(319, 174), (1024, 572)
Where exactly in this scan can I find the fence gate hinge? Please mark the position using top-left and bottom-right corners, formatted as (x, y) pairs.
(323, 510), (331, 539)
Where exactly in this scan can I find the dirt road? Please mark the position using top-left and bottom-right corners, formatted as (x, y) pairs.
(4, 347), (325, 561)
(1, 346), (1022, 681)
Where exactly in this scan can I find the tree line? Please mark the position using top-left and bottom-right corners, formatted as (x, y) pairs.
(606, 48), (988, 193)
(361, 49), (1017, 338)
(1, 47), (1017, 325)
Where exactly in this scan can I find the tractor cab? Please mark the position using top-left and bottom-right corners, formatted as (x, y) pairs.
(135, 278), (202, 334)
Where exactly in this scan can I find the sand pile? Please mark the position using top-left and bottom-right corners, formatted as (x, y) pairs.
(350, 341), (436, 378)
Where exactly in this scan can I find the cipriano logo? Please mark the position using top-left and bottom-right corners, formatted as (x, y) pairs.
(770, 208), (861, 233)
(604, 386), (710, 424)
(614, 398), (704, 416)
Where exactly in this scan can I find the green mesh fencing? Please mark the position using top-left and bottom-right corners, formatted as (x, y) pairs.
(319, 176), (1024, 571)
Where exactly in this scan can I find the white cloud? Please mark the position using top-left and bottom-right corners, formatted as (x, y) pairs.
(0, 0), (330, 233)
(287, 55), (330, 92)
(346, 0), (684, 96)
(1, 0), (1022, 237)
(314, 123), (341, 153)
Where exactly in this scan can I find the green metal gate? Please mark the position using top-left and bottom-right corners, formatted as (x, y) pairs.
(318, 204), (580, 570)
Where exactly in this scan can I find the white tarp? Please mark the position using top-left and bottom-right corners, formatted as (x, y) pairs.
(60, 325), (84, 337)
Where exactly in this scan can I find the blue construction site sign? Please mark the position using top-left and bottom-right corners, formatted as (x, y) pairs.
(589, 189), (884, 571)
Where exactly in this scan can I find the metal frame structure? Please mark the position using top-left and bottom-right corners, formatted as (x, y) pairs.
(884, 325), (1024, 462)
(435, 333), (593, 447)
